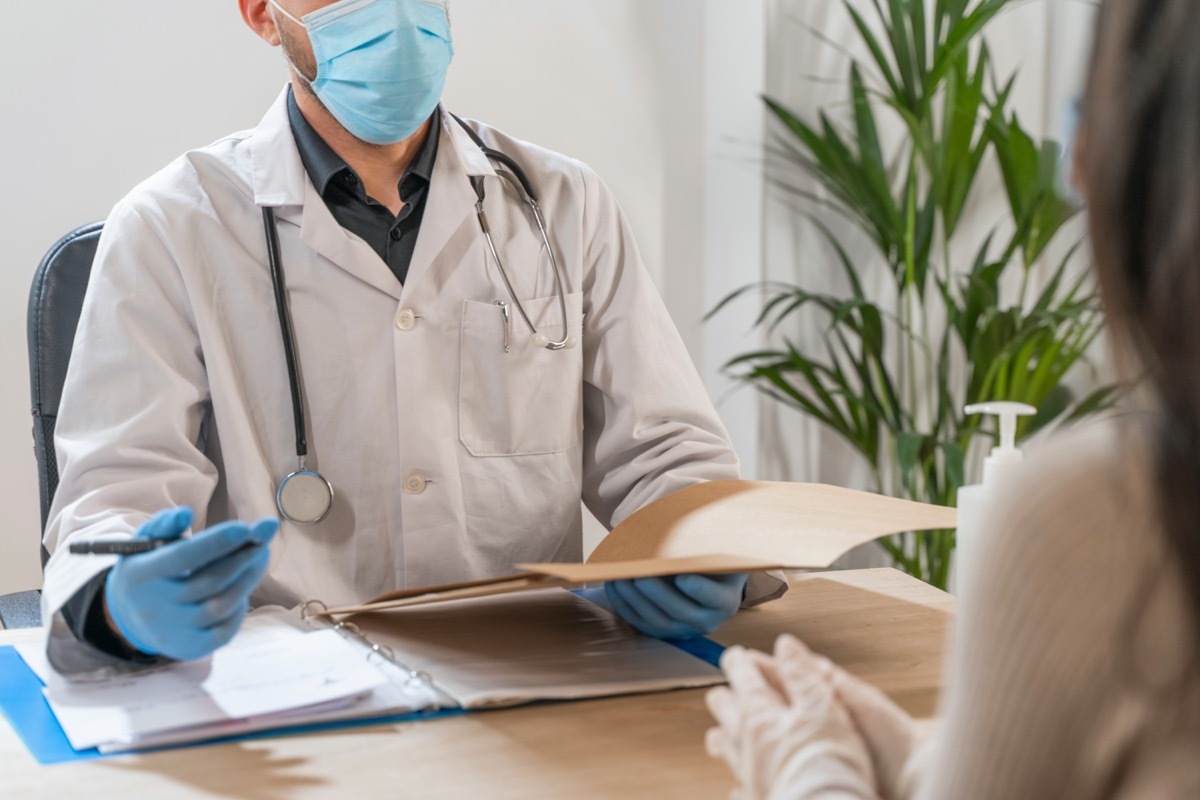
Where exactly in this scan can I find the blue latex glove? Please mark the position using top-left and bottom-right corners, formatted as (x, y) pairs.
(605, 573), (749, 640)
(103, 507), (279, 661)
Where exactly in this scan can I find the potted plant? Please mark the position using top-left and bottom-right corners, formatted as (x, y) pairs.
(713, 0), (1114, 589)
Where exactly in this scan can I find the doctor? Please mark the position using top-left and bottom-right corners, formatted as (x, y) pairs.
(40, 0), (781, 676)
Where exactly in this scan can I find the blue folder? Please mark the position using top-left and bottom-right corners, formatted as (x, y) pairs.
(0, 588), (725, 765)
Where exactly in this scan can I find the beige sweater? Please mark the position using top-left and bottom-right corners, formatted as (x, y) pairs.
(918, 420), (1200, 798)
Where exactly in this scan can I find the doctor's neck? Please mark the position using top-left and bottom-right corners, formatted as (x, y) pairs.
(291, 78), (430, 216)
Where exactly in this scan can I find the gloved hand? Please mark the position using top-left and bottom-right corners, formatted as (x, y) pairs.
(604, 572), (748, 639)
(705, 634), (876, 800)
(103, 507), (278, 662)
(833, 660), (929, 800)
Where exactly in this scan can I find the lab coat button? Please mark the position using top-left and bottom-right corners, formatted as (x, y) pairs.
(396, 309), (417, 331)
(404, 474), (428, 494)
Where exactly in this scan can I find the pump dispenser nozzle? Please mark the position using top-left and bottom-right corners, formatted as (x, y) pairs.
(965, 401), (1037, 482)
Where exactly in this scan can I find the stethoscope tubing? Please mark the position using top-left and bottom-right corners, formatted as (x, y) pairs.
(528, 197), (571, 351)
(263, 119), (573, 525)
(453, 114), (571, 350)
(262, 206), (310, 462)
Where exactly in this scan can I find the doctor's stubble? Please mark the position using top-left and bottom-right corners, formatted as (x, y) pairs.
(272, 8), (320, 94)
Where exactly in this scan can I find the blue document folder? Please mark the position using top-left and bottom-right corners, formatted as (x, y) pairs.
(0, 644), (468, 765)
(0, 588), (725, 765)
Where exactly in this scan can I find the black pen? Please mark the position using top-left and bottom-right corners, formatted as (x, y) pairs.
(68, 540), (174, 556)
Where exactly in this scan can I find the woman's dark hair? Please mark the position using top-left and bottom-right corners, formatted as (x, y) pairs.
(1082, 0), (1200, 643)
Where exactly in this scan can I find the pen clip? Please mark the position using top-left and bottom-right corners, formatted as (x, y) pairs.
(494, 301), (511, 353)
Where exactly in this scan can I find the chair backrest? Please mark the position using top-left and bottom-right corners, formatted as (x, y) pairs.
(29, 222), (104, 565)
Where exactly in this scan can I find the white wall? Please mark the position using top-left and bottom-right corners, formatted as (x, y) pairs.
(0, 2), (767, 596)
(0, 4), (284, 596)
(443, 0), (766, 477)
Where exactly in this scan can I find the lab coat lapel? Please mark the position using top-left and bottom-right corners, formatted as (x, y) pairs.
(299, 185), (403, 299)
(250, 84), (403, 299)
(402, 108), (496, 297)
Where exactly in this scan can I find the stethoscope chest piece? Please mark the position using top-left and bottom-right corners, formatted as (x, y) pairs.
(277, 468), (334, 526)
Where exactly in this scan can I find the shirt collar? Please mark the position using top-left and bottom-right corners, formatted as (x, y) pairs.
(286, 86), (441, 198)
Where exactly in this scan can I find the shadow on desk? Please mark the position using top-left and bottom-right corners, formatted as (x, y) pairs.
(97, 743), (330, 800)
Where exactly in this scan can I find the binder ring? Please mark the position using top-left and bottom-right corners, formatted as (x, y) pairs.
(366, 643), (397, 667)
(311, 615), (442, 696)
(301, 599), (329, 620)
(335, 620), (363, 636)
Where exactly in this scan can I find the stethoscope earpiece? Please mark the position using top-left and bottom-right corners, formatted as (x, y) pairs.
(532, 333), (579, 350)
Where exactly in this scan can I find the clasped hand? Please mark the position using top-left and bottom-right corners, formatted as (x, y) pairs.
(103, 507), (278, 661)
(706, 634), (926, 800)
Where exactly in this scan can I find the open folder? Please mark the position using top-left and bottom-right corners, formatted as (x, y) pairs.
(13, 590), (725, 756)
(319, 480), (958, 616)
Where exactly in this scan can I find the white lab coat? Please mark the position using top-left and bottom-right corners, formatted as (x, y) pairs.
(42, 89), (781, 676)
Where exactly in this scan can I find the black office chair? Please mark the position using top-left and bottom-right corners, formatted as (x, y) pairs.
(0, 223), (103, 629)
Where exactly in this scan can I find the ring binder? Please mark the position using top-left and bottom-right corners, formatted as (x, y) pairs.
(8, 589), (729, 759)
(303, 600), (438, 692)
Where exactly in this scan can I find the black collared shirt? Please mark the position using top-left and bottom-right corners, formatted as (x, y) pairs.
(286, 88), (440, 286)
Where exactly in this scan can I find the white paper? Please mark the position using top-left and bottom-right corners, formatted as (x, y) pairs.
(19, 617), (391, 751)
(14, 639), (51, 683)
(100, 667), (448, 753)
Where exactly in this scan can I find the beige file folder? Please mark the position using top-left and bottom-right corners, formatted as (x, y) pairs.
(319, 480), (957, 617)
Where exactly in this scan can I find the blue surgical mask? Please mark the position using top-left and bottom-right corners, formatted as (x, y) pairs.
(271, 0), (453, 145)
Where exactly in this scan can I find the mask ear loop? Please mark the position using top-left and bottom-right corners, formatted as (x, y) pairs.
(268, 0), (305, 27)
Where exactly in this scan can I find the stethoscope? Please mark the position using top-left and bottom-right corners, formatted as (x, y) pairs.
(263, 116), (572, 525)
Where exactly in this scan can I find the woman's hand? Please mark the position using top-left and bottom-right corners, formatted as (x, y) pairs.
(705, 634), (877, 799)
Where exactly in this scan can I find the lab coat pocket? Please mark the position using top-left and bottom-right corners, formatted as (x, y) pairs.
(459, 292), (584, 457)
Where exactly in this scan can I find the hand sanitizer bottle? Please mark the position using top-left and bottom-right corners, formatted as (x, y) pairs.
(953, 401), (1036, 595)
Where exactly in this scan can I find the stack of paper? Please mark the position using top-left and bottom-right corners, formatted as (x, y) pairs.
(14, 610), (439, 753)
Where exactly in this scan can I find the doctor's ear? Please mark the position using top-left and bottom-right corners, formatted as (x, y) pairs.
(240, 0), (283, 47)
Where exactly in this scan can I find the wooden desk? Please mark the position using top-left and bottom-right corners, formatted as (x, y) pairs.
(0, 568), (952, 799)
